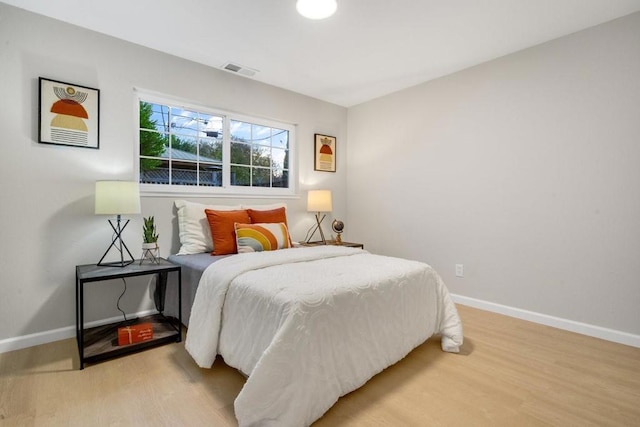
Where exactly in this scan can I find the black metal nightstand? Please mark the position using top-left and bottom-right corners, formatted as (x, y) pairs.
(75, 258), (181, 369)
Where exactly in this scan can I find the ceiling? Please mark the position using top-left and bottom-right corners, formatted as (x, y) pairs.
(4, 0), (640, 107)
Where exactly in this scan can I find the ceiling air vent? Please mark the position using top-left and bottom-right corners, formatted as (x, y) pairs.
(221, 62), (258, 77)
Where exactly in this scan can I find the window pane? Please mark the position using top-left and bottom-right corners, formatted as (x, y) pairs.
(199, 163), (222, 187)
(171, 161), (197, 186)
(272, 128), (288, 149)
(272, 148), (287, 170)
(252, 124), (270, 146)
(140, 129), (169, 159)
(200, 114), (223, 138)
(252, 168), (271, 187)
(272, 170), (289, 188)
(230, 120), (251, 142)
(171, 135), (197, 158)
(140, 102), (169, 133)
(252, 145), (271, 167)
(231, 142), (251, 165)
(199, 137), (222, 162)
(231, 165), (251, 186)
(140, 158), (170, 184)
(170, 108), (199, 138)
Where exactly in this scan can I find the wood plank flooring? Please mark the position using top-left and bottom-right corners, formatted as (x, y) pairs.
(1, 305), (639, 426)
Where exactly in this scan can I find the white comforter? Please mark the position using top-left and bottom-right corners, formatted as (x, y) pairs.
(186, 246), (463, 427)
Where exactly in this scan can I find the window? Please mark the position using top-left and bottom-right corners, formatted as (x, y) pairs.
(137, 93), (295, 196)
(230, 120), (289, 188)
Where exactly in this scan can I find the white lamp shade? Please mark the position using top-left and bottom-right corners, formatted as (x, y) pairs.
(95, 181), (141, 215)
(296, 0), (337, 20)
(307, 190), (332, 212)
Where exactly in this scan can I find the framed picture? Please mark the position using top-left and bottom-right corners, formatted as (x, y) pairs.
(38, 77), (100, 149)
(314, 134), (336, 172)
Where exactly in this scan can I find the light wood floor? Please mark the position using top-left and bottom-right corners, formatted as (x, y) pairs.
(1, 305), (639, 426)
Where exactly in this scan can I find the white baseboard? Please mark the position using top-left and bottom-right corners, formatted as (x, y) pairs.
(4, 298), (639, 353)
(452, 294), (640, 348)
(0, 310), (158, 354)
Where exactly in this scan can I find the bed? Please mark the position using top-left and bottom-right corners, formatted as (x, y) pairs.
(164, 200), (463, 426)
(168, 245), (462, 426)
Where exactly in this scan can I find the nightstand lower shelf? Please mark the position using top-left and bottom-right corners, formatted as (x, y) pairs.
(82, 314), (181, 365)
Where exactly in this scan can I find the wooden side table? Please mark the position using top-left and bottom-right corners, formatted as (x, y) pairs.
(75, 258), (181, 369)
(301, 241), (364, 249)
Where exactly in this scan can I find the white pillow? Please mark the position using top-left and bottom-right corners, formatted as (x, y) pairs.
(175, 200), (241, 255)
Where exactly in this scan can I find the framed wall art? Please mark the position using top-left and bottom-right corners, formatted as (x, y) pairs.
(314, 134), (336, 172)
(38, 77), (100, 149)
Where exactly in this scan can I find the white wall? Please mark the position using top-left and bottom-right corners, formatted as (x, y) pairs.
(2, 3), (638, 351)
(0, 4), (347, 347)
(347, 12), (640, 337)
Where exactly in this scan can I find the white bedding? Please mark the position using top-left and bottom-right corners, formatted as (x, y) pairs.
(186, 246), (463, 426)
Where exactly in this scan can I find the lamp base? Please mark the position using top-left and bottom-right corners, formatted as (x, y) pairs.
(98, 259), (135, 267)
(306, 212), (328, 245)
(97, 216), (135, 267)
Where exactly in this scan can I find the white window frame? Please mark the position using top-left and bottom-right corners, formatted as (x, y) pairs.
(135, 90), (297, 198)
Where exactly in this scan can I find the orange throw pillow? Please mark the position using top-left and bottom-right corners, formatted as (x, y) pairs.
(248, 207), (292, 245)
(205, 209), (251, 255)
(247, 207), (288, 226)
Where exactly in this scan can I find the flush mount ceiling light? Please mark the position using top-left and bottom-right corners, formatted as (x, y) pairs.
(296, 0), (337, 20)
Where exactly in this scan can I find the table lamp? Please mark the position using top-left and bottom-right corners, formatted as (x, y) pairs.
(306, 190), (332, 244)
(95, 181), (141, 267)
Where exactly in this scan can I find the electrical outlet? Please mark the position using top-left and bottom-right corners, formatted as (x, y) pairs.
(455, 264), (464, 278)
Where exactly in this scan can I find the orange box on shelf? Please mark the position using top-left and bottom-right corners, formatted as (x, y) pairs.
(117, 323), (154, 346)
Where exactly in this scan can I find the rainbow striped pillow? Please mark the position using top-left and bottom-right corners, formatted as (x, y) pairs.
(235, 222), (292, 253)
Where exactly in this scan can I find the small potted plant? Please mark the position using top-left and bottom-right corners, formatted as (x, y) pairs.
(141, 216), (160, 263)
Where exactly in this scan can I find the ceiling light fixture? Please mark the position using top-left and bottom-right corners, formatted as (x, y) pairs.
(296, 0), (337, 20)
